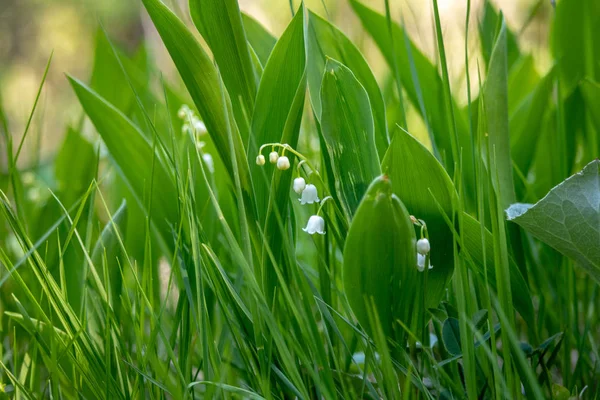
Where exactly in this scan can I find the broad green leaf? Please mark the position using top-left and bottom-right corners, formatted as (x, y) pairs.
(250, 7), (305, 222)
(484, 19), (516, 210)
(306, 10), (388, 158)
(507, 160), (600, 282)
(349, 0), (475, 200)
(190, 0), (257, 139)
(382, 128), (456, 309)
(320, 59), (381, 219)
(242, 13), (277, 67)
(68, 76), (178, 241)
(343, 176), (418, 340)
(141, 0), (254, 215)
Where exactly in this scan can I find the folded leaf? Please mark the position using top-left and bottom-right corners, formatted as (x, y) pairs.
(343, 176), (417, 340)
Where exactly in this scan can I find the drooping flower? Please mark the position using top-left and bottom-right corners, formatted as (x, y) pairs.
(256, 154), (266, 165)
(269, 151), (279, 164)
(299, 184), (320, 204)
(193, 118), (207, 134)
(303, 215), (325, 235)
(293, 177), (306, 194)
(203, 153), (214, 173)
(277, 156), (290, 170)
(417, 253), (433, 272)
(177, 104), (190, 119)
(417, 238), (430, 255)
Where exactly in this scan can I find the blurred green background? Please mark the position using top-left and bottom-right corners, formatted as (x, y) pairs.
(0, 0), (552, 171)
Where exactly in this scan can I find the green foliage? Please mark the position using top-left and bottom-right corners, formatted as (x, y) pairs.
(1, 0), (599, 398)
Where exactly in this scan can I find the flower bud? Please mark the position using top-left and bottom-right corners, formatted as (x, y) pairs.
(293, 177), (306, 194)
(303, 215), (325, 235)
(269, 151), (279, 164)
(256, 154), (266, 166)
(277, 156), (290, 170)
(417, 238), (430, 255)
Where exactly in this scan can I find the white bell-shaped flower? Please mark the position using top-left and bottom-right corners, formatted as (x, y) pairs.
(303, 215), (325, 235)
(299, 184), (320, 204)
(277, 156), (290, 170)
(256, 154), (266, 165)
(177, 104), (190, 119)
(269, 151), (279, 164)
(193, 119), (207, 134)
(293, 177), (306, 194)
(417, 253), (433, 272)
(417, 238), (430, 255)
(202, 153), (214, 173)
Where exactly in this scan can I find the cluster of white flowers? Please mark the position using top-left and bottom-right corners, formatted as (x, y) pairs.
(178, 104), (207, 137)
(256, 143), (328, 235)
(178, 105), (214, 173)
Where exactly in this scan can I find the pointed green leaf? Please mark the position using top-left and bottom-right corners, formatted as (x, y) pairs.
(320, 59), (381, 219)
(479, 0), (520, 71)
(382, 128), (456, 309)
(250, 7), (305, 222)
(242, 13), (277, 67)
(68, 76), (178, 240)
(349, 0), (474, 197)
(190, 0), (258, 137)
(141, 0), (254, 211)
(306, 10), (388, 158)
